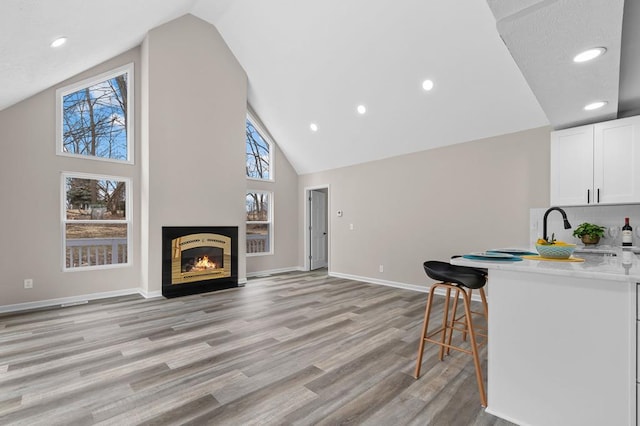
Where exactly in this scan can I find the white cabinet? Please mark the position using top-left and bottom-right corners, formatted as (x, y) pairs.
(550, 115), (640, 206)
(550, 124), (594, 206)
(594, 118), (640, 204)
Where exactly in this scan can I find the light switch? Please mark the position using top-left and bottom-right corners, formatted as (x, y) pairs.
(349, 223), (354, 230)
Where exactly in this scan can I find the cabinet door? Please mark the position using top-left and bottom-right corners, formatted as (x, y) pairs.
(550, 125), (594, 206)
(594, 116), (640, 204)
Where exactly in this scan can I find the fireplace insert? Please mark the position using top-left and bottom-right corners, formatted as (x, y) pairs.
(162, 226), (238, 298)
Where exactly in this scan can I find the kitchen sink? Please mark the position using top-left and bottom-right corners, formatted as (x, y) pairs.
(574, 248), (618, 256)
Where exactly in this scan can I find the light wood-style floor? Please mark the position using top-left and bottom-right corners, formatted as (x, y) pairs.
(0, 270), (515, 425)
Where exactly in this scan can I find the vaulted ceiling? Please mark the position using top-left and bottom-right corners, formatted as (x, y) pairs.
(1, 1), (635, 174)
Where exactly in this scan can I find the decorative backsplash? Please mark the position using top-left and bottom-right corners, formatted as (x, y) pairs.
(530, 205), (640, 248)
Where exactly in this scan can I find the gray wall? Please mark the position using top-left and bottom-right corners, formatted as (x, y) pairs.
(298, 126), (551, 287)
(0, 48), (142, 306)
(141, 14), (248, 294)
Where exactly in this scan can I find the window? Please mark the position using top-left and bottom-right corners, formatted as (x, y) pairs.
(246, 114), (273, 180)
(56, 63), (133, 163)
(62, 173), (131, 270)
(246, 191), (272, 255)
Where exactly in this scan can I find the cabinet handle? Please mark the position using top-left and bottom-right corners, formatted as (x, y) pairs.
(587, 189), (590, 204)
(597, 188), (600, 203)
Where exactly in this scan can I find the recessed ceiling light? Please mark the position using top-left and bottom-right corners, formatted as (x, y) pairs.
(584, 101), (608, 111)
(357, 105), (366, 115)
(422, 79), (434, 91)
(573, 47), (606, 63)
(310, 123), (318, 132)
(50, 37), (67, 48)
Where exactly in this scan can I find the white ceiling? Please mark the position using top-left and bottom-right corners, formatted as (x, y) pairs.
(195, 0), (549, 174)
(3, 0), (625, 175)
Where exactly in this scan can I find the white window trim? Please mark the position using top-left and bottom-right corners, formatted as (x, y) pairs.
(246, 111), (275, 182)
(56, 62), (134, 165)
(61, 171), (132, 271)
(246, 190), (274, 257)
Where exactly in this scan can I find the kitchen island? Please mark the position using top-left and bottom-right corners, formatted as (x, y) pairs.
(452, 252), (639, 426)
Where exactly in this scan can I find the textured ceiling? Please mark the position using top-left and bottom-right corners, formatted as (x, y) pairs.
(6, 0), (619, 174)
(488, 0), (624, 130)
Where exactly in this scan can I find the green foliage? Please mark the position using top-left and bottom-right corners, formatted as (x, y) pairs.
(66, 178), (92, 208)
(572, 222), (606, 239)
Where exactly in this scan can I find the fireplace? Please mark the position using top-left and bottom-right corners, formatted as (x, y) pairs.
(162, 226), (238, 298)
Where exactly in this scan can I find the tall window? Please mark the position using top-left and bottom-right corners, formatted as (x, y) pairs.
(246, 114), (273, 180)
(56, 63), (134, 163)
(62, 173), (131, 270)
(246, 191), (272, 255)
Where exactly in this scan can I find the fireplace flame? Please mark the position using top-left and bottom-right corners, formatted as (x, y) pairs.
(194, 255), (216, 270)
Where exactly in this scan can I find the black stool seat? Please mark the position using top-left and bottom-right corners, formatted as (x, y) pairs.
(416, 260), (489, 406)
(423, 261), (486, 289)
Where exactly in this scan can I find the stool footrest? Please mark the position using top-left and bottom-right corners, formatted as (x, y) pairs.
(420, 336), (474, 356)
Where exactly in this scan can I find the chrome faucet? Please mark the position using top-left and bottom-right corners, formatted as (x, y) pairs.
(543, 207), (572, 241)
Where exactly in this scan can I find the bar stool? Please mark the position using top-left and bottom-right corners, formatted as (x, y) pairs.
(414, 260), (489, 407)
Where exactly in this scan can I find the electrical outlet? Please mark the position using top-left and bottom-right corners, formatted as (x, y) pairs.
(24, 279), (33, 289)
(379, 265), (384, 273)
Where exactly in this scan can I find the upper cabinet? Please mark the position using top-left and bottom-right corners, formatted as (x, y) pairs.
(550, 116), (640, 206)
(550, 124), (594, 206)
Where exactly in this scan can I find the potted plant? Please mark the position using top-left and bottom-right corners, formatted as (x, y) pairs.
(572, 222), (606, 245)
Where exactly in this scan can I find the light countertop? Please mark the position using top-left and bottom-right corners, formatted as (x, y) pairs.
(451, 249), (640, 282)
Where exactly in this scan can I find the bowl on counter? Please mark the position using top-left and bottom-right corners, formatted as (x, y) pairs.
(535, 243), (577, 259)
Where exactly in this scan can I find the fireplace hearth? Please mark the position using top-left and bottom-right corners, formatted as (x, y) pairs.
(162, 226), (238, 298)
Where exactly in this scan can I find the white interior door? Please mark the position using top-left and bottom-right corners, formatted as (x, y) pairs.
(310, 189), (328, 270)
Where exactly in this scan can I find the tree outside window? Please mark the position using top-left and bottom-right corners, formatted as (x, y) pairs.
(57, 63), (133, 163)
(63, 173), (131, 270)
(246, 115), (272, 180)
(246, 191), (272, 255)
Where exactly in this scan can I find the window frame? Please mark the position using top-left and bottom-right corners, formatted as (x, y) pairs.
(246, 112), (275, 182)
(61, 171), (132, 271)
(55, 62), (134, 164)
(246, 190), (274, 257)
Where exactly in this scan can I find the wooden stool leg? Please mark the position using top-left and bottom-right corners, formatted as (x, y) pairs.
(438, 287), (451, 361)
(446, 288), (461, 355)
(462, 288), (487, 407)
(414, 285), (437, 378)
(461, 288), (472, 342)
(479, 287), (488, 320)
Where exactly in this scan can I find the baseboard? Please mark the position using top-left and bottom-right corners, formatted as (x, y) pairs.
(0, 269), (479, 314)
(329, 272), (429, 293)
(138, 289), (163, 299)
(484, 407), (530, 426)
(328, 271), (483, 302)
(246, 266), (304, 278)
(0, 288), (143, 314)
